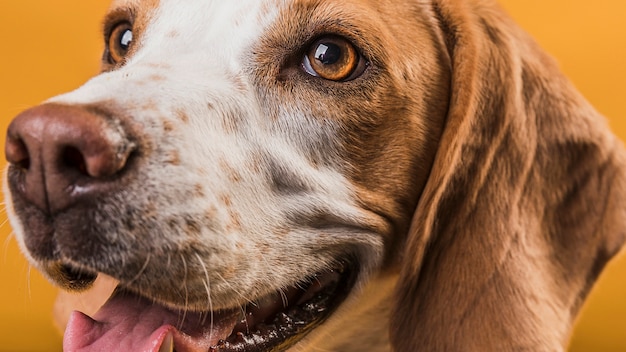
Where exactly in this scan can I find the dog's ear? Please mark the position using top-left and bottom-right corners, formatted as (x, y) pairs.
(390, 0), (626, 350)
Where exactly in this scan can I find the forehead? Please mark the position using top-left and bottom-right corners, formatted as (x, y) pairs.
(103, 0), (394, 42)
(106, 0), (284, 31)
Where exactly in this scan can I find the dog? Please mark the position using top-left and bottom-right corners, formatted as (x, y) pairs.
(4, 0), (626, 351)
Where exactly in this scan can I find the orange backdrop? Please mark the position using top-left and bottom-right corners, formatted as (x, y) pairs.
(0, 1), (625, 351)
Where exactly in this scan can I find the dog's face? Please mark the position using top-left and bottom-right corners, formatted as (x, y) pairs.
(9, 0), (626, 350)
(5, 0), (449, 350)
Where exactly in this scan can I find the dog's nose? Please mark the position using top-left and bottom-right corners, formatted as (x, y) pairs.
(5, 103), (135, 213)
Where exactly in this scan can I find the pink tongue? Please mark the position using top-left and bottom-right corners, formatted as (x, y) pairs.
(63, 291), (239, 352)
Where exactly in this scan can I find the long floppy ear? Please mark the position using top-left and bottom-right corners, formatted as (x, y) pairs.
(390, 0), (626, 350)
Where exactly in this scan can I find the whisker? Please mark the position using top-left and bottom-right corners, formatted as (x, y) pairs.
(279, 288), (288, 308)
(26, 265), (33, 301)
(179, 254), (189, 329)
(215, 271), (251, 305)
(239, 304), (250, 334)
(126, 253), (151, 286)
(2, 231), (15, 261)
(195, 253), (213, 340)
(215, 271), (254, 333)
(0, 216), (10, 230)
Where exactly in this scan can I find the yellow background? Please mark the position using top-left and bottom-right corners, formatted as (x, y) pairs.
(0, 1), (624, 351)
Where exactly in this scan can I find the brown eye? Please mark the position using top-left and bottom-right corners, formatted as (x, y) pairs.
(108, 23), (133, 64)
(302, 36), (365, 81)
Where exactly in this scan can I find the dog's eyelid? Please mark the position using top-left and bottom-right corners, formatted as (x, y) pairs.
(102, 7), (135, 38)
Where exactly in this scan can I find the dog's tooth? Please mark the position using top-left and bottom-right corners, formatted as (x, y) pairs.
(158, 332), (174, 352)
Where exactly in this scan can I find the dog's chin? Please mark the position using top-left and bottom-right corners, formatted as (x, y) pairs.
(56, 260), (357, 352)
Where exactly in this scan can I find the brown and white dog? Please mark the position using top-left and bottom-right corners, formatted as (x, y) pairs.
(4, 0), (626, 351)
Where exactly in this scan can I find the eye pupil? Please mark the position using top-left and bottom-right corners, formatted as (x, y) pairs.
(314, 43), (341, 65)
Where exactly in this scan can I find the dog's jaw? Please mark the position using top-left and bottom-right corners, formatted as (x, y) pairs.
(61, 263), (358, 351)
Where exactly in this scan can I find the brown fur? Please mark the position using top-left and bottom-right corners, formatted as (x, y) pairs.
(391, 0), (626, 350)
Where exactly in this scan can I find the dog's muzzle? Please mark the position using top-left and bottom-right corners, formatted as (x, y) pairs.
(4, 103), (362, 351)
(5, 103), (137, 267)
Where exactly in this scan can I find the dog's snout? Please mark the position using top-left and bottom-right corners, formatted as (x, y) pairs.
(5, 103), (135, 213)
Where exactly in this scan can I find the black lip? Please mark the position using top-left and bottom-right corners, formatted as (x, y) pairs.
(211, 261), (357, 352)
(57, 262), (99, 291)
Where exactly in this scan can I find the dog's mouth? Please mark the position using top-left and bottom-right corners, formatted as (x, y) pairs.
(62, 262), (356, 352)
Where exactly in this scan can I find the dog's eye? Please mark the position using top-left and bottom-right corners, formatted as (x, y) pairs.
(302, 36), (366, 81)
(108, 22), (133, 64)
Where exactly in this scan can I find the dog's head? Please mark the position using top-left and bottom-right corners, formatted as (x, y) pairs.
(4, 0), (626, 351)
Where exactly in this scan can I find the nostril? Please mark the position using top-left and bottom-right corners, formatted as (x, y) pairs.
(61, 146), (88, 175)
(5, 136), (31, 171)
